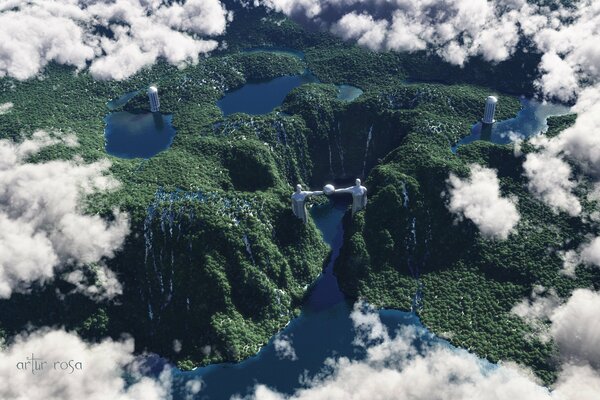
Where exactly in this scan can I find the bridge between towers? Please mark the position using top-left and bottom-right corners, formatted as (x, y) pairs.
(291, 178), (368, 224)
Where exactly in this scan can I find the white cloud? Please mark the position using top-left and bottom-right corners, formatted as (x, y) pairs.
(522, 150), (581, 217)
(62, 264), (123, 301)
(552, 91), (600, 178)
(446, 164), (520, 240)
(550, 289), (600, 368)
(580, 237), (600, 268)
(0, 131), (129, 298)
(259, 0), (600, 107)
(273, 334), (298, 361)
(0, 102), (13, 115)
(0, 328), (171, 400)
(560, 249), (580, 278)
(511, 285), (561, 343)
(533, 2), (600, 101)
(522, 83), (600, 217)
(240, 301), (600, 400)
(260, 0), (538, 66)
(552, 363), (600, 400)
(184, 378), (204, 400)
(0, 0), (230, 81)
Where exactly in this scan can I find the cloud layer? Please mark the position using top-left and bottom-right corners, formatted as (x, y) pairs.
(0, 328), (170, 400)
(446, 164), (520, 239)
(260, 0), (600, 100)
(0, 131), (129, 298)
(550, 289), (600, 368)
(240, 301), (600, 400)
(0, 0), (231, 80)
(273, 334), (298, 361)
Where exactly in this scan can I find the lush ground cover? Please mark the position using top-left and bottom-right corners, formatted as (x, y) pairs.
(0, 4), (590, 380)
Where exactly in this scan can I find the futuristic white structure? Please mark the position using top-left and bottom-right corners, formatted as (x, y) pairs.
(482, 96), (497, 124)
(291, 180), (368, 223)
(148, 86), (160, 113)
(334, 179), (368, 215)
(291, 184), (324, 224)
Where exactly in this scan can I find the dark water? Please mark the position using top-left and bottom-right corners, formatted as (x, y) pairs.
(337, 85), (363, 102)
(104, 111), (176, 159)
(170, 198), (445, 399)
(452, 98), (571, 152)
(217, 73), (318, 116)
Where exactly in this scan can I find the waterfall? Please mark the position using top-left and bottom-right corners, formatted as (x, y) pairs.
(141, 188), (267, 321)
(361, 125), (373, 177)
(328, 142), (334, 176)
(405, 217), (417, 278)
(401, 183), (409, 208)
(148, 302), (154, 321)
(242, 234), (256, 265)
(336, 122), (345, 176)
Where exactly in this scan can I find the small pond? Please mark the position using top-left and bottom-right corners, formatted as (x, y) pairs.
(337, 84), (363, 102)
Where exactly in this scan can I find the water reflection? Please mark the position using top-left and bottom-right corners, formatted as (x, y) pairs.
(104, 111), (176, 159)
(169, 199), (451, 399)
(452, 98), (571, 152)
(337, 84), (363, 102)
(217, 72), (318, 116)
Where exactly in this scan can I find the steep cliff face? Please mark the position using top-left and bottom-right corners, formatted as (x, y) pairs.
(0, 50), (330, 368)
(333, 114), (600, 384)
(0, 4), (562, 373)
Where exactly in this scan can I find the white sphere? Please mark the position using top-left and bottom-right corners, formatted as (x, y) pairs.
(323, 184), (335, 195)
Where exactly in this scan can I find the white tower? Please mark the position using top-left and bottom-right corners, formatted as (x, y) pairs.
(482, 96), (497, 124)
(148, 86), (160, 113)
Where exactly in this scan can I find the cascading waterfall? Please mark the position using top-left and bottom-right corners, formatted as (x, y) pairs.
(335, 121), (346, 176)
(242, 234), (256, 265)
(328, 142), (334, 177)
(142, 188), (271, 323)
(400, 184), (423, 313)
(401, 182), (409, 208)
(361, 125), (373, 177)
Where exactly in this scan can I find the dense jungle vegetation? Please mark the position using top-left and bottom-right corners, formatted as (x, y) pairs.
(0, 2), (594, 382)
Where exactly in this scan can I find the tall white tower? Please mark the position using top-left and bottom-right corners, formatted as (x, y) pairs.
(482, 96), (497, 124)
(148, 86), (160, 113)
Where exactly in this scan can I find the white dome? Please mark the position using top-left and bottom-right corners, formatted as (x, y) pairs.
(486, 96), (498, 104)
(148, 86), (158, 93)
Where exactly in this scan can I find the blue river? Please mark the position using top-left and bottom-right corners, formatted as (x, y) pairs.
(165, 94), (569, 398)
(169, 197), (445, 399)
(106, 54), (569, 398)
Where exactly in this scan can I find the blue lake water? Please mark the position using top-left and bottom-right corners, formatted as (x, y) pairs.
(217, 73), (318, 116)
(452, 98), (571, 152)
(170, 198), (450, 399)
(104, 111), (176, 159)
(337, 84), (363, 102)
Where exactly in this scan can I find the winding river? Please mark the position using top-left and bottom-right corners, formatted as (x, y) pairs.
(117, 50), (571, 398)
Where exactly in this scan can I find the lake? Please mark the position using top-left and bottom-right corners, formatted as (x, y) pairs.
(452, 98), (571, 152)
(104, 111), (176, 159)
(217, 73), (318, 116)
